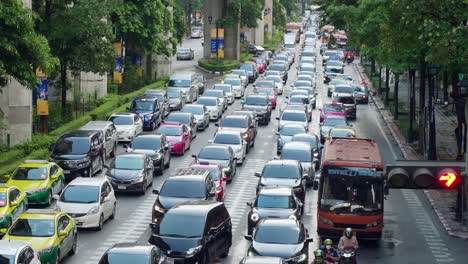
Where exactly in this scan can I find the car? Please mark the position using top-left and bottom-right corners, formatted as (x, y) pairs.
(254, 160), (306, 203)
(244, 219), (312, 263)
(124, 134), (171, 175)
(323, 68), (343, 84)
(55, 177), (116, 230)
(108, 113), (143, 142)
(353, 84), (370, 104)
(248, 44), (265, 54)
(250, 57), (267, 73)
(282, 103), (307, 115)
(276, 124), (307, 155)
(167, 72), (201, 103)
(50, 130), (105, 181)
(127, 97), (162, 131)
(268, 63), (288, 83)
(143, 90), (170, 118)
(216, 115), (257, 150)
(322, 50), (339, 65)
(213, 83), (235, 104)
(229, 70), (248, 87)
(203, 89), (227, 112)
(326, 126), (356, 140)
(297, 63), (316, 75)
(319, 102), (346, 123)
(176, 48), (194, 60)
(319, 116), (351, 143)
(296, 74), (315, 84)
(157, 122), (192, 155)
(280, 142), (316, 187)
(0, 240), (41, 264)
(291, 133), (322, 171)
(300, 56), (315, 65)
(2, 209), (78, 264)
(272, 55), (290, 69)
(150, 168), (218, 227)
(240, 63), (258, 83)
(6, 160), (65, 206)
(254, 81), (278, 109)
(79, 121), (118, 159)
(223, 77), (244, 98)
(105, 153), (154, 194)
(232, 110), (258, 128)
(148, 201), (232, 263)
(99, 243), (166, 264)
(265, 76), (284, 94)
(327, 79), (352, 97)
(301, 49), (316, 58)
(291, 80), (313, 90)
(255, 52), (272, 66)
(165, 112), (197, 139)
(240, 256), (286, 264)
(190, 27), (203, 38)
(246, 187), (303, 235)
(209, 131), (247, 164)
(287, 95), (313, 121)
(190, 163), (228, 201)
(0, 184), (27, 235)
(335, 94), (357, 120)
(192, 145), (237, 182)
(331, 84), (355, 99)
(166, 88), (186, 111)
(276, 110), (308, 131)
(324, 60), (344, 74)
(197, 96), (223, 120)
(241, 94), (273, 125)
(181, 104), (210, 131)
(264, 70), (281, 78)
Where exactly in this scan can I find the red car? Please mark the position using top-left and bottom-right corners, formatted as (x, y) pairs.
(250, 57), (267, 73)
(157, 122), (191, 155)
(320, 102), (346, 123)
(190, 163), (227, 201)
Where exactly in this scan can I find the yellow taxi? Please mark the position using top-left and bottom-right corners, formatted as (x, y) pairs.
(326, 126), (356, 140)
(6, 160), (65, 206)
(220, 73), (240, 83)
(1, 209), (77, 264)
(0, 184), (28, 235)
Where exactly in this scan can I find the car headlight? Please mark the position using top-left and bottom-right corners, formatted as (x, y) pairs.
(247, 250), (256, 256)
(250, 213), (260, 222)
(76, 158), (91, 168)
(144, 115), (151, 120)
(366, 220), (382, 228)
(186, 245), (202, 256)
(313, 152), (319, 157)
(290, 253), (307, 262)
(132, 176), (145, 183)
(27, 187), (47, 195)
(38, 246), (54, 255)
(88, 206), (100, 215)
(154, 204), (164, 213)
(289, 214), (297, 220)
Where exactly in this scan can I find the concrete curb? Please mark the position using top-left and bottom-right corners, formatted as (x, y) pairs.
(195, 65), (222, 75)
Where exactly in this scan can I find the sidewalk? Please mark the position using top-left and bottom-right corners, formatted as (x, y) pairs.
(352, 59), (468, 240)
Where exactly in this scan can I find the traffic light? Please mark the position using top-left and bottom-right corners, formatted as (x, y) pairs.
(385, 160), (464, 189)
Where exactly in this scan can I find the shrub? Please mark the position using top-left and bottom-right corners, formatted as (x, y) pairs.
(198, 59), (240, 73)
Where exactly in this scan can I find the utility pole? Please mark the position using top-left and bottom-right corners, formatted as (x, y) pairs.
(408, 69), (416, 143)
(428, 64), (439, 160)
(394, 73), (399, 120)
(385, 67), (390, 106)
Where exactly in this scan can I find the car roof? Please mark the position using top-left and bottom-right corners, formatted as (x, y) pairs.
(292, 133), (316, 139)
(324, 115), (346, 120)
(258, 187), (294, 196)
(168, 200), (223, 217)
(215, 130), (242, 137)
(108, 243), (154, 255)
(82, 121), (113, 128)
(116, 153), (146, 159)
(282, 141), (312, 151)
(201, 145), (231, 151)
(161, 122), (184, 127)
(246, 94), (268, 98)
(266, 159), (300, 167)
(0, 240), (31, 255)
(18, 160), (50, 168)
(242, 256), (285, 264)
(68, 177), (106, 187)
(198, 96), (218, 101)
(223, 114), (248, 120)
(190, 163), (222, 170)
(282, 109), (306, 114)
(134, 134), (162, 139)
(258, 218), (299, 228)
(61, 130), (98, 138)
(20, 209), (61, 220)
(110, 112), (137, 117)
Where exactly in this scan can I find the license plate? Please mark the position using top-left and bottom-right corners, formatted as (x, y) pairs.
(63, 170), (70, 174)
(117, 185), (127, 190)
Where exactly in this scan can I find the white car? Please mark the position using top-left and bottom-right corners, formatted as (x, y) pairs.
(213, 83), (235, 104)
(209, 131), (246, 164)
(197, 96), (223, 120)
(108, 113), (143, 142)
(230, 70), (249, 87)
(265, 75), (284, 94)
(0, 241), (41, 264)
(55, 177), (116, 230)
(223, 77), (244, 98)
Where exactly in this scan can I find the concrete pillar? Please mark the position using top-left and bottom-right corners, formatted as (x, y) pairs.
(264, 0), (273, 39)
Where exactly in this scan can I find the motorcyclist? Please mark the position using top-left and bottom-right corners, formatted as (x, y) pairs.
(338, 227), (359, 251)
(320, 239), (340, 263)
(312, 249), (325, 264)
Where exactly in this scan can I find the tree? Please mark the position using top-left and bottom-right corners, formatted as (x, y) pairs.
(173, 2), (186, 44)
(225, 0), (264, 28)
(0, 0), (58, 89)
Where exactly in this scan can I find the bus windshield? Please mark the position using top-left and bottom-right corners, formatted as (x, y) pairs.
(320, 166), (383, 215)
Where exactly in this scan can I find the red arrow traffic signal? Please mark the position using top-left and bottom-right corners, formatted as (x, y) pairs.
(437, 169), (460, 189)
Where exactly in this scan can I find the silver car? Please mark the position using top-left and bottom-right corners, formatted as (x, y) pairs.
(182, 104), (210, 130)
(197, 96), (223, 120)
(223, 77), (244, 98)
(0, 241), (41, 264)
(276, 109), (309, 131)
(213, 83), (235, 104)
(176, 48), (194, 60)
(79, 121), (118, 159)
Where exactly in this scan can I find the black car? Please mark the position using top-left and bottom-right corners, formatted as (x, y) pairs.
(353, 84), (369, 104)
(149, 200), (232, 263)
(335, 95), (357, 120)
(291, 133), (322, 171)
(255, 160), (306, 203)
(240, 64), (258, 83)
(247, 187), (303, 235)
(143, 90), (170, 118)
(240, 256), (286, 264)
(99, 243), (165, 264)
(268, 63), (288, 83)
(192, 145), (237, 182)
(124, 134), (171, 175)
(50, 130), (105, 181)
(166, 112), (197, 139)
(244, 219), (313, 263)
(280, 142), (316, 187)
(242, 94), (273, 125)
(150, 168), (217, 227)
(105, 153), (154, 194)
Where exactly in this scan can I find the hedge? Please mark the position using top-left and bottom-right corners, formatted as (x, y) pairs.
(198, 59), (240, 73)
(0, 78), (168, 176)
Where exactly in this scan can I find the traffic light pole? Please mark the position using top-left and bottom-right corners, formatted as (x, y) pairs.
(464, 98), (468, 229)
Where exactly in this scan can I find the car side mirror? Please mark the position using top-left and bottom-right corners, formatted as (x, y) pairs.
(349, 124), (353, 127)
(306, 237), (314, 243)
(254, 172), (261, 177)
(59, 230), (67, 237)
(52, 194), (60, 200)
(191, 154), (197, 159)
(10, 200), (18, 206)
(164, 145), (169, 150)
(275, 117), (280, 120)
(152, 189), (159, 195)
(273, 156), (280, 160)
(275, 132), (280, 135)
(320, 146), (324, 149)
(103, 164), (109, 169)
(319, 122), (323, 126)
(244, 234), (253, 241)
(214, 123), (219, 127)
(246, 201), (253, 207)
(208, 190), (216, 197)
(208, 139), (213, 143)
(123, 144), (128, 149)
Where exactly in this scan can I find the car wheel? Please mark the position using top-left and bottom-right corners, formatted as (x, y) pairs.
(46, 191), (52, 206)
(150, 122), (155, 131)
(55, 250), (60, 264)
(110, 143), (117, 158)
(158, 159), (164, 175)
(97, 156), (104, 174)
(110, 203), (116, 219)
(97, 214), (104, 231)
(165, 155), (171, 168)
(69, 235), (77, 255)
(88, 164), (94, 177)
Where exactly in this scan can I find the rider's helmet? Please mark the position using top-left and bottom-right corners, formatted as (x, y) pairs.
(345, 227), (353, 238)
(324, 238), (333, 245)
(314, 249), (324, 263)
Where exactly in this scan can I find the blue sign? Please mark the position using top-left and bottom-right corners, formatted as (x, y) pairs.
(211, 39), (217, 54)
(37, 78), (48, 100)
(115, 57), (123, 72)
(218, 38), (224, 50)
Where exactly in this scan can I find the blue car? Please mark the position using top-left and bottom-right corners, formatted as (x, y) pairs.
(275, 124), (307, 155)
(128, 96), (161, 131)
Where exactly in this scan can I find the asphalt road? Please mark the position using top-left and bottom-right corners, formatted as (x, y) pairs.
(61, 37), (468, 264)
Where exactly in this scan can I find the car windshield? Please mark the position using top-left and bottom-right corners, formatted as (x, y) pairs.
(266, 76), (281, 83)
(324, 104), (344, 112)
(280, 126), (306, 136)
(191, 166), (220, 180)
(224, 78), (241, 85)
(60, 185), (99, 203)
(327, 61), (342, 67)
(289, 97), (309, 104)
(337, 96), (355, 104)
(245, 97), (267, 105)
(262, 164), (301, 179)
(197, 98), (217, 106)
(293, 136), (318, 148)
(335, 86), (354, 93)
(354, 86), (366, 92)
(240, 65), (254, 71)
(265, 71), (280, 77)
(256, 81), (274, 87)
(109, 116), (133, 126)
(160, 179), (206, 198)
(330, 130), (355, 138)
(167, 90), (181, 98)
(131, 137), (161, 150)
(221, 117), (247, 128)
(294, 81), (311, 87)
(231, 70), (246, 76)
(282, 149), (312, 162)
(114, 156), (144, 170)
(323, 118), (347, 126)
(167, 114), (190, 124)
(270, 65), (285, 71)
(183, 105), (204, 115)
(53, 137), (90, 155)
(130, 100), (154, 111)
(159, 213), (205, 238)
(214, 133), (241, 145)
(299, 65), (314, 72)
(0, 192), (6, 207)
(256, 194), (296, 209)
(158, 126), (182, 136)
(214, 85), (231, 93)
(256, 89), (274, 95)
(320, 167), (383, 215)
(204, 90), (223, 98)
(281, 112), (307, 122)
(0, 255), (14, 263)
(302, 51), (315, 57)
(9, 219), (55, 237)
(11, 167), (48, 180)
(168, 79), (191, 87)
(254, 224), (300, 244)
(199, 148), (230, 160)
(106, 253), (149, 264)
(325, 51), (337, 57)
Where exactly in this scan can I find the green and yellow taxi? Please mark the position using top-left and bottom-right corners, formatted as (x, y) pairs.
(0, 184), (28, 235)
(1, 209), (77, 264)
(6, 160), (65, 206)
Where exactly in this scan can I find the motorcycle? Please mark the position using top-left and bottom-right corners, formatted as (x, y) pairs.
(339, 248), (356, 264)
(346, 56), (354, 65)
